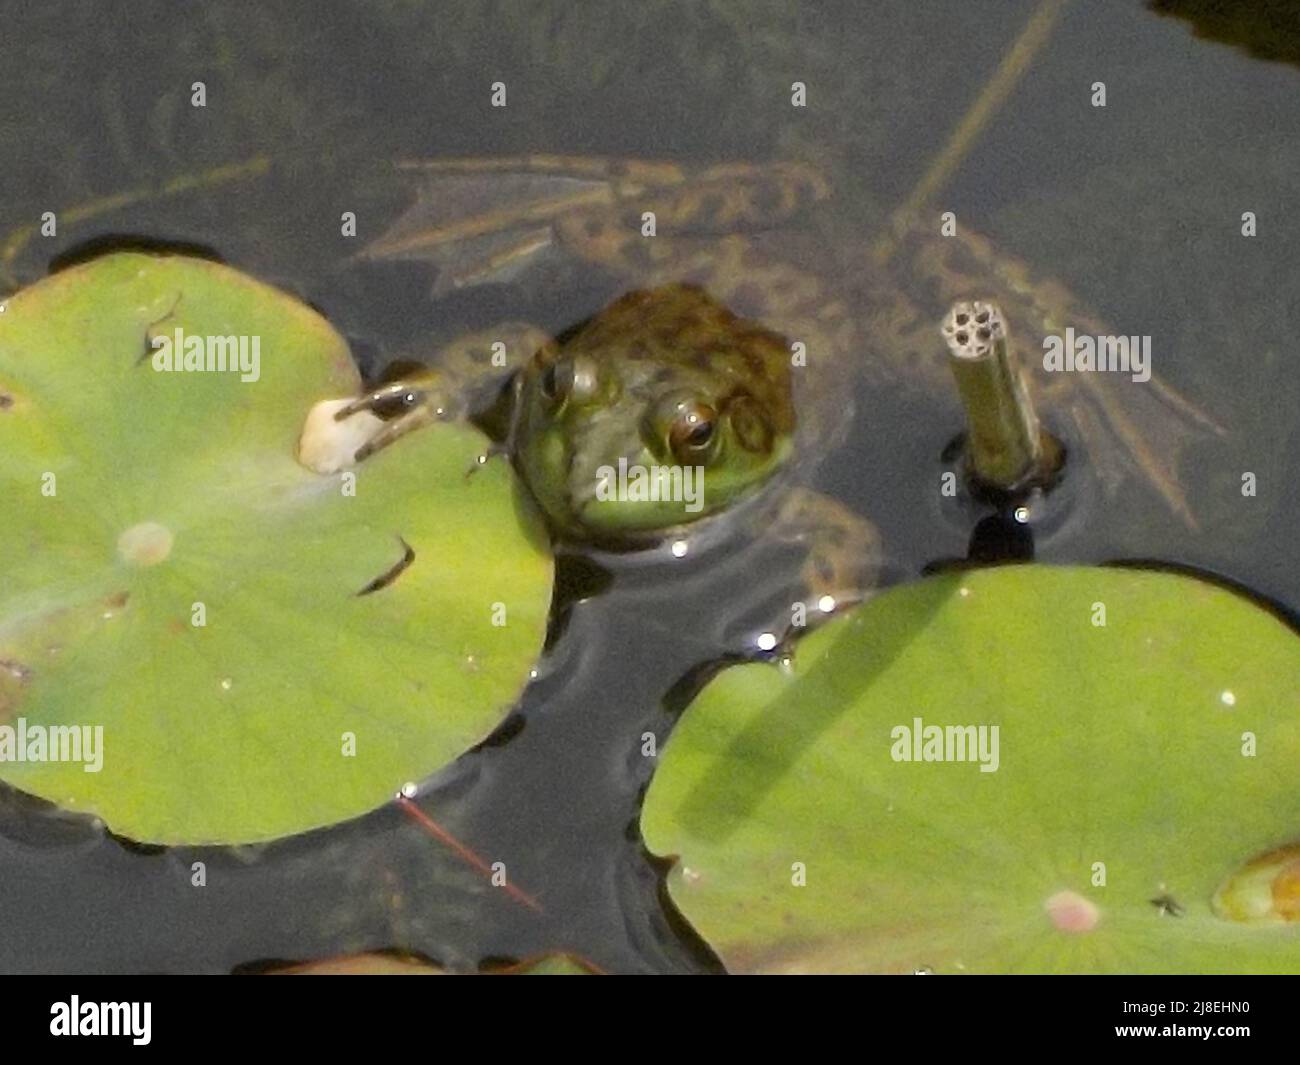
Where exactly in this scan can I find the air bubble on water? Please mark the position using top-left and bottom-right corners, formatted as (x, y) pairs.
(670, 539), (689, 558)
(756, 632), (777, 652)
(399, 781), (418, 799)
(682, 866), (701, 884)
(529, 668), (539, 679)
(220, 678), (232, 691)
(1013, 506), (1030, 524)
(959, 586), (971, 598)
(1220, 690), (1236, 707)
(817, 594), (836, 613)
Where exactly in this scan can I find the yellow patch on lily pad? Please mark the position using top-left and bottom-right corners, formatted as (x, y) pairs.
(1212, 842), (1300, 924)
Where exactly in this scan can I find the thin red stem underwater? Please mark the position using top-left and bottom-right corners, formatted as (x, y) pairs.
(396, 795), (543, 913)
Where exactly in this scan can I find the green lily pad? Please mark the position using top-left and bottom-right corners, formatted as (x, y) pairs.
(0, 253), (551, 845)
(642, 565), (1300, 973)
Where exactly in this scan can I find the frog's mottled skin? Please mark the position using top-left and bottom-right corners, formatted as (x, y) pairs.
(340, 155), (1220, 602)
(337, 158), (888, 600)
(512, 284), (796, 539)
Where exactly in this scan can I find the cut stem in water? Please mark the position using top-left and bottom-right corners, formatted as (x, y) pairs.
(943, 300), (1062, 493)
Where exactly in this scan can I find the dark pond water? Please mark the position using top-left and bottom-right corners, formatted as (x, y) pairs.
(0, 0), (1296, 972)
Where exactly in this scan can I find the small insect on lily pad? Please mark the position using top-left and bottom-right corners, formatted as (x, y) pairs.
(0, 253), (551, 845)
(642, 565), (1300, 973)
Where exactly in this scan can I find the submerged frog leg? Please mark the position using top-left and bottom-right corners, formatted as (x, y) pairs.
(941, 226), (1225, 431)
(768, 487), (884, 611)
(545, 163), (829, 284)
(949, 228), (1225, 529)
(363, 156), (688, 288)
(552, 161), (829, 265)
(869, 221), (1224, 529)
(365, 155), (828, 294)
(371, 155), (858, 448)
(857, 0), (1222, 526)
(1064, 373), (1206, 529)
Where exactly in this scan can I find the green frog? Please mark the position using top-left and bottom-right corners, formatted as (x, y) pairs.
(319, 155), (1222, 604)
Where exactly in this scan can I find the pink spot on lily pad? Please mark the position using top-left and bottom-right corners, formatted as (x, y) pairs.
(1045, 890), (1100, 933)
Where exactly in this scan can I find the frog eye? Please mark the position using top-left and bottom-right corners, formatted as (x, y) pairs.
(539, 361), (571, 404)
(669, 403), (718, 462)
(539, 357), (598, 408)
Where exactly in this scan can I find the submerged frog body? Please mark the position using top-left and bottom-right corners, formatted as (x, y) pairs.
(323, 155), (1221, 607)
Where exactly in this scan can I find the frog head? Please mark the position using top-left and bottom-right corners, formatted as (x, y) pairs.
(511, 285), (795, 542)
